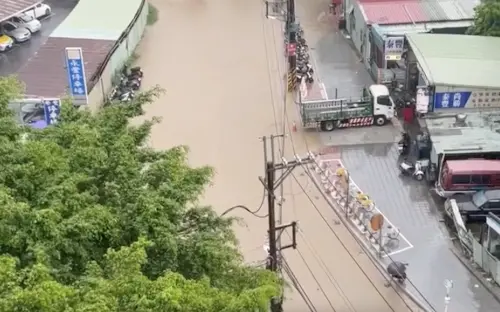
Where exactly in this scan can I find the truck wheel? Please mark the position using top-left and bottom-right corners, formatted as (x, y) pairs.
(374, 115), (386, 126)
(320, 121), (336, 132)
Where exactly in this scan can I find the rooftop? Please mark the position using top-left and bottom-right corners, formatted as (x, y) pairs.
(17, 37), (114, 97)
(422, 111), (500, 155)
(446, 159), (500, 172)
(407, 33), (500, 88)
(0, 0), (39, 21)
(372, 20), (472, 36)
(359, 0), (476, 25)
(50, 0), (143, 40)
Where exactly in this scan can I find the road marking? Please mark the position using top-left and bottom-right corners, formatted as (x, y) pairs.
(317, 157), (415, 256)
(337, 159), (414, 251)
(321, 82), (328, 100)
(383, 245), (414, 257)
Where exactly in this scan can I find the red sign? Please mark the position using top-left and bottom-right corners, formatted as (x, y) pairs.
(287, 43), (296, 56)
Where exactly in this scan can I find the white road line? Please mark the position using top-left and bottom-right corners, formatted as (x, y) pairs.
(318, 157), (415, 253)
(337, 159), (414, 250)
(321, 82), (328, 100)
(383, 245), (414, 257)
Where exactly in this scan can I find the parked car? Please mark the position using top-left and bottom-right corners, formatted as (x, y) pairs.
(24, 3), (52, 20)
(0, 22), (31, 43)
(0, 34), (13, 52)
(445, 189), (500, 223)
(9, 13), (41, 33)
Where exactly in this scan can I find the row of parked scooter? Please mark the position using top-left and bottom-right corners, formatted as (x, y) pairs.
(296, 27), (314, 84)
(107, 66), (144, 103)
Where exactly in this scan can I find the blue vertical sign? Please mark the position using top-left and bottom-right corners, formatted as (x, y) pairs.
(43, 99), (61, 125)
(65, 47), (88, 105)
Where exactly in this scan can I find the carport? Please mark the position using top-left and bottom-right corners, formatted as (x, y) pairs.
(0, 0), (41, 21)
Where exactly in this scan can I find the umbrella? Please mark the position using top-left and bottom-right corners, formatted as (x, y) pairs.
(28, 120), (48, 129)
(387, 261), (407, 279)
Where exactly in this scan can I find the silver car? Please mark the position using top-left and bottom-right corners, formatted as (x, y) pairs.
(1, 21), (31, 43)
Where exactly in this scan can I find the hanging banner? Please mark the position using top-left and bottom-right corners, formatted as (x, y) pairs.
(384, 37), (404, 61)
(416, 86), (429, 113)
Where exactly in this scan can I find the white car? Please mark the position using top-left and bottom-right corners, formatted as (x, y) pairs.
(24, 3), (52, 20)
(9, 14), (41, 33)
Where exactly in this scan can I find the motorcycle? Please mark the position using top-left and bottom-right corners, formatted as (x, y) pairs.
(397, 132), (410, 156)
(120, 75), (141, 91)
(399, 159), (427, 181)
(119, 88), (135, 102)
(122, 65), (144, 78)
(305, 71), (314, 83)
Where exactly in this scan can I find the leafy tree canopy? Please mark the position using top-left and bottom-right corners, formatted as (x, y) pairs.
(0, 76), (279, 311)
(468, 0), (500, 37)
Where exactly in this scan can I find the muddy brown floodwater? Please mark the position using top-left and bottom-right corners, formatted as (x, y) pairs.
(134, 0), (420, 310)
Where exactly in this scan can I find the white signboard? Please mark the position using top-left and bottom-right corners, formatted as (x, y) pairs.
(416, 86), (429, 113)
(384, 37), (404, 60)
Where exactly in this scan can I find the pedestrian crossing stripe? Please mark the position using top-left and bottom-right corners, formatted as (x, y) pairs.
(337, 117), (374, 128)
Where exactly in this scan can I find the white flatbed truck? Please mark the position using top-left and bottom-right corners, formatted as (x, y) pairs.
(299, 84), (395, 131)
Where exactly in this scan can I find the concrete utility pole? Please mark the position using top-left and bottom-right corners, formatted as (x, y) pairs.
(285, 0), (298, 92)
(259, 135), (313, 312)
(264, 0), (298, 91)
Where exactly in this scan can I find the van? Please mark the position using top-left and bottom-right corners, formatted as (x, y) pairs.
(436, 159), (500, 198)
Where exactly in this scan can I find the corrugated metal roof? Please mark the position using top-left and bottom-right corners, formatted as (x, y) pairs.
(360, 1), (428, 25)
(0, 0), (39, 21)
(373, 20), (473, 36)
(406, 34), (500, 88)
(50, 0), (143, 40)
(423, 112), (500, 155)
(17, 37), (114, 97)
(359, 0), (476, 25)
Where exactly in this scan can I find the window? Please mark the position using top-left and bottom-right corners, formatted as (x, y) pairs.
(488, 200), (500, 209)
(12, 17), (20, 23)
(471, 175), (482, 184)
(482, 175), (492, 184)
(451, 175), (470, 184)
(377, 95), (391, 106)
(3, 23), (14, 31)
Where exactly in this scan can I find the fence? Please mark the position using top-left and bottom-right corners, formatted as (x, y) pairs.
(473, 239), (500, 285)
(447, 200), (500, 285)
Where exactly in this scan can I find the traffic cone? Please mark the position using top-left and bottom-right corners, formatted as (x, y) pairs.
(292, 121), (297, 132)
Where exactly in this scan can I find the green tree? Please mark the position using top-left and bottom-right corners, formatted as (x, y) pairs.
(0, 76), (280, 310)
(468, 0), (500, 37)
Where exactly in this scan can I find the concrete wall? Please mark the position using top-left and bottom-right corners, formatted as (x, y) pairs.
(348, 4), (370, 69)
(87, 0), (149, 111)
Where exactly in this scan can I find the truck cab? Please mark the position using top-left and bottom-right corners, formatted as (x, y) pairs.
(369, 84), (395, 125)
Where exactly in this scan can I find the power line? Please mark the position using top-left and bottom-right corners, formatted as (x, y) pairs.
(220, 188), (268, 218)
(301, 164), (436, 311)
(291, 170), (400, 312)
(283, 250), (337, 311)
(282, 258), (319, 312)
(295, 228), (358, 312)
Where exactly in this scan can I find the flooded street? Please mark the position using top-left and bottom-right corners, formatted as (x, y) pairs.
(135, 0), (423, 310)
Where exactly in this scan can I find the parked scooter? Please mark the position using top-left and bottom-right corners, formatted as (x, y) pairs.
(399, 159), (427, 181)
(397, 132), (410, 156)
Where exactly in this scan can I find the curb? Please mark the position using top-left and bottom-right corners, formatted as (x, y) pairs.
(308, 162), (432, 312)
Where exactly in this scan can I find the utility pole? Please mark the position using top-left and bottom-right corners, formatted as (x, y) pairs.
(259, 135), (313, 312)
(285, 0), (298, 92)
(264, 0), (298, 92)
